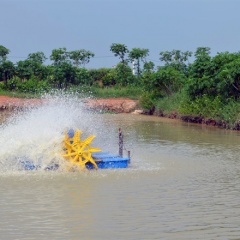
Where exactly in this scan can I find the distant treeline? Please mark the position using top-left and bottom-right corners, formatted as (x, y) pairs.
(0, 44), (240, 128)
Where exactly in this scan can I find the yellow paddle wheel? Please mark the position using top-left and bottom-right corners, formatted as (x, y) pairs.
(62, 129), (102, 170)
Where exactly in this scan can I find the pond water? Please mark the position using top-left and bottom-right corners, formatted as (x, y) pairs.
(0, 96), (240, 240)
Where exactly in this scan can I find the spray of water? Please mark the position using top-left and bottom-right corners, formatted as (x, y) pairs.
(0, 92), (165, 177)
(0, 92), (114, 173)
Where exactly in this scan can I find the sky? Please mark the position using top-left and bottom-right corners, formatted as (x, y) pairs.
(1, 0), (240, 69)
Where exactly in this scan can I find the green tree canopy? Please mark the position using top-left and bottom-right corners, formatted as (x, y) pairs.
(110, 43), (129, 64)
(159, 50), (192, 75)
(113, 62), (135, 86)
(189, 47), (211, 78)
(50, 48), (69, 65)
(69, 49), (94, 67)
(16, 60), (34, 80)
(0, 45), (10, 63)
(0, 61), (15, 87)
(129, 48), (149, 77)
(146, 68), (184, 97)
(27, 52), (47, 64)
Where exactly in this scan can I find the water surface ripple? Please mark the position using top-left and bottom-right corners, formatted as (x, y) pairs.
(1, 107), (240, 239)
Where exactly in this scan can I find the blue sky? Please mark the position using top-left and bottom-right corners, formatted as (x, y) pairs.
(1, 0), (240, 68)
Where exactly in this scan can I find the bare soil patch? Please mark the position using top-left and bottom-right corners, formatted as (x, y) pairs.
(0, 96), (139, 113)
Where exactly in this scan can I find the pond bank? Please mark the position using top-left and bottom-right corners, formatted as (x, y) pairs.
(150, 108), (240, 131)
(0, 96), (44, 110)
(0, 95), (239, 130)
(0, 96), (139, 113)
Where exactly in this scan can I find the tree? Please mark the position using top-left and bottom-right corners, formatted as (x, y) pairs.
(128, 48), (149, 77)
(150, 68), (184, 97)
(185, 47), (214, 100)
(215, 58), (240, 100)
(52, 62), (76, 88)
(113, 63), (135, 86)
(211, 51), (240, 76)
(0, 61), (15, 87)
(16, 60), (34, 80)
(140, 61), (155, 89)
(88, 68), (111, 84)
(189, 47), (211, 78)
(110, 43), (128, 64)
(69, 49), (94, 67)
(27, 52), (47, 64)
(76, 68), (92, 85)
(50, 48), (69, 65)
(0, 45), (10, 63)
(143, 61), (155, 73)
(16, 59), (48, 81)
(159, 50), (192, 75)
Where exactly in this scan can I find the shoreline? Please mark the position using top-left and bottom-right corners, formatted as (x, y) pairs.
(0, 95), (239, 131)
(0, 96), (139, 113)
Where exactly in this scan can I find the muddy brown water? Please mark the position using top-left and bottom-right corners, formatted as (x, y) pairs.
(1, 112), (240, 240)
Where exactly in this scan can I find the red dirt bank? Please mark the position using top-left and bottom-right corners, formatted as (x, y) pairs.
(0, 96), (139, 113)
(85, 98), (138, 113)
(0, 96), (44, 110)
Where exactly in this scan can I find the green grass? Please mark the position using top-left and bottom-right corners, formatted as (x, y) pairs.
(0, 85), (142, 100)
(69, 85), (142, 99)
(155, 91), (183, 113)
(0, 89), (40, 98)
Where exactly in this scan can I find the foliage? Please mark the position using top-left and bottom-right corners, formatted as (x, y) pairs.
(113, 63), (136, 86)
(27, 52), (47, 64)
(155, 91), (183, 112)
(6, 76), (21, 90)
(69, 85), (141, 99)
(139, 91), (157, 111)
(159, 50), (192, 75)
(210, 51), (240, 76)
(215, 59), (240, 100)
(102, 70), (116, 86)
(6, 76), (50, 93)
(179, 94), (223, 118)
(186, 50), (240, 101)
(51, 62), (76, 88)
(0, 61), (15, 86)
(128, 48), (149, 77)
(69, 49), (94, 67)
(88, 68), (110, 82)
(189, 47), (211, 78)
(50, 48), (69, 65)
(16, 60), (34, 80)
(142, 67), (185, 98)
(0, 45), (10, 63)
(90, 85), (141, 99)
(76, 68), (92, 85)
(217, 99), (240, 126)
(110, 43), (129, 64)
(0, 88), (38, 98)
(143, 61), (155, 72)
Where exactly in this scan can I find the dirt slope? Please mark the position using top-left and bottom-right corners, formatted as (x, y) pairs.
(0, 96), (139, 113)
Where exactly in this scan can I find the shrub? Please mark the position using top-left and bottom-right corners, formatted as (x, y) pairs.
(16, 77), (50, 93)
(179, 94), (223, 118)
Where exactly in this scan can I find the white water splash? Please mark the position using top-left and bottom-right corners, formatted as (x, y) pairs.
(0, 93), (110, 172)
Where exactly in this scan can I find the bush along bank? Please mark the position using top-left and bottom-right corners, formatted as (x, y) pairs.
(141, 91), (240, 130)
